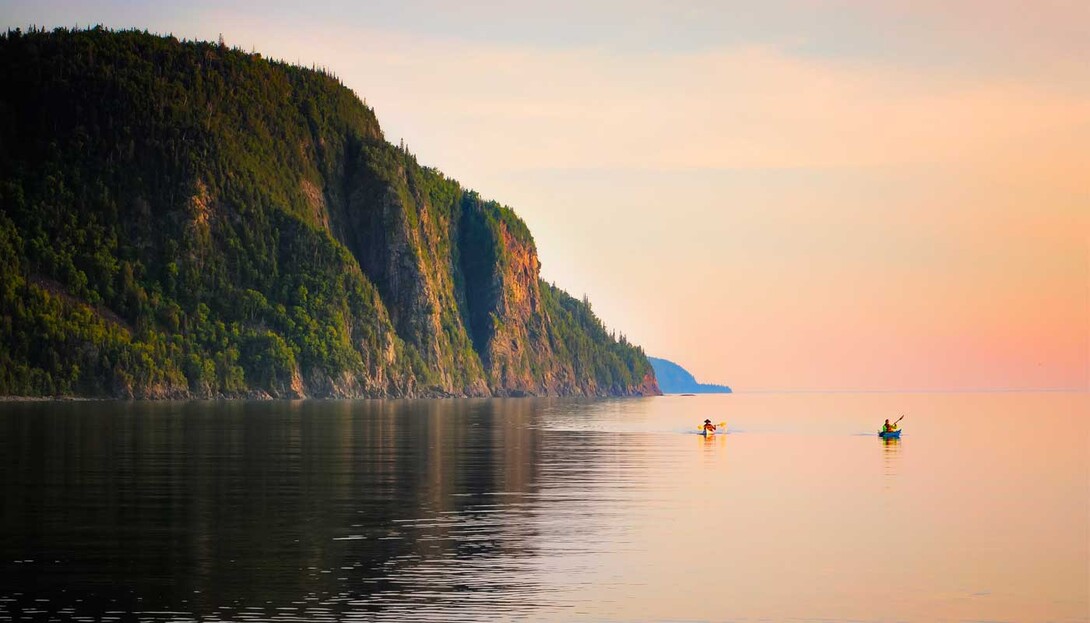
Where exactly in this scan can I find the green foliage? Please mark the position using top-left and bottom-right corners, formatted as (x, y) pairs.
(0, 26), (408, 397)
(462, 191), (534, 249)
(541, 281), (653, 394)
(0, 27), (655, 398)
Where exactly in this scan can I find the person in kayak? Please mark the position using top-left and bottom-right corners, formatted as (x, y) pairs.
(702, 419), (716, 432)
(882, 418), (898, 433)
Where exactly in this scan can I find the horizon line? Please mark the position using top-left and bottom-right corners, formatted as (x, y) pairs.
(722, 388), (1088, 395)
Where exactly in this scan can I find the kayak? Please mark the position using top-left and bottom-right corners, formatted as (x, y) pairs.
(701, 428), (716, 437)
(878, 429), (901, 439)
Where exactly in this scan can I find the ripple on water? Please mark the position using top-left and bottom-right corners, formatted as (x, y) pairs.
(1, 395), (1086, 622)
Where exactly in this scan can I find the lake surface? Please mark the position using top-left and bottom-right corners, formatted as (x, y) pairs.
(1, 393), (1087, 622)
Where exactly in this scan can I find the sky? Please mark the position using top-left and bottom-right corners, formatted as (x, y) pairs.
(3, 0), (1087, 391)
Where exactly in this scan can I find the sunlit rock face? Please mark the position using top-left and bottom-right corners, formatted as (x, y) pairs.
(0, 28), (659, 398)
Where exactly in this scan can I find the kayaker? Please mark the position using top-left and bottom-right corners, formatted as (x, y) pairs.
(882, 419), (897, 433)
(702, 419), (716, 432)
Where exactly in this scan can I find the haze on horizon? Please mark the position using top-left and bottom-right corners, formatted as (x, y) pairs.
(4, 0), (1087, 392)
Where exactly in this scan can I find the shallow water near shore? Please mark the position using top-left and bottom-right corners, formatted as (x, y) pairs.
(1, 392), (1087, 622)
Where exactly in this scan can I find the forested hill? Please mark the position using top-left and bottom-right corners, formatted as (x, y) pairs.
(0, 27), (660, 399)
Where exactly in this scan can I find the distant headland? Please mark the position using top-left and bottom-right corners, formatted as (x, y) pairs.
(647, 358), (732, 394)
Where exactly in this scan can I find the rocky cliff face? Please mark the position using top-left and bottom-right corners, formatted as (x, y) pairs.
(462, 201), (561, 396)
(0, 28), (660, 399)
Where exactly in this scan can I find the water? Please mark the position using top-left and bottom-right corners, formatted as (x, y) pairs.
(1, 393), (1086, 622)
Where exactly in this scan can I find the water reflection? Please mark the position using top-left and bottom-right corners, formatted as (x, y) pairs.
(0, 399), (552, 620)
(700, 430), (725, 452)
(881, 436), (902, 484)
(1, 393), (1086, 622)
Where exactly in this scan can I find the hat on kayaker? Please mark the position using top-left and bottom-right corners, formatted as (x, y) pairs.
(704, 419), (711, 423)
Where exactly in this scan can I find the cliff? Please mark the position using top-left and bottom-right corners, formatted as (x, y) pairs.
(647, 357), (731, 394)
(0, 27), (660, 399)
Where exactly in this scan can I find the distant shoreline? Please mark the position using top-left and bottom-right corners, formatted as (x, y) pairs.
(733, 388), (1086, 394)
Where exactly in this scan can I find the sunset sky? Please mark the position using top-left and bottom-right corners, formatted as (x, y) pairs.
(5, 0), (1087, 391)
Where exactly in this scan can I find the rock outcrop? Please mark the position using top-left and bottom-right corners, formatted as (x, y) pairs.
(0, 27), (660, 399)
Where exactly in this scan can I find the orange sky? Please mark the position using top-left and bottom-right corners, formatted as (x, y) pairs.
(7, 1), (1088, 390)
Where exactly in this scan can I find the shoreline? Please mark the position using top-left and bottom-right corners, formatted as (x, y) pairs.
(0, 393), (661, 403)
(0, 395), (105, 402)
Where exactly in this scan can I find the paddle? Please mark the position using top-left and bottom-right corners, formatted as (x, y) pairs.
(880, 414), (905, 435)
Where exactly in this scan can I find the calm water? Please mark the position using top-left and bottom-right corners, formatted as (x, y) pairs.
(1, 393), (1087, 622)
